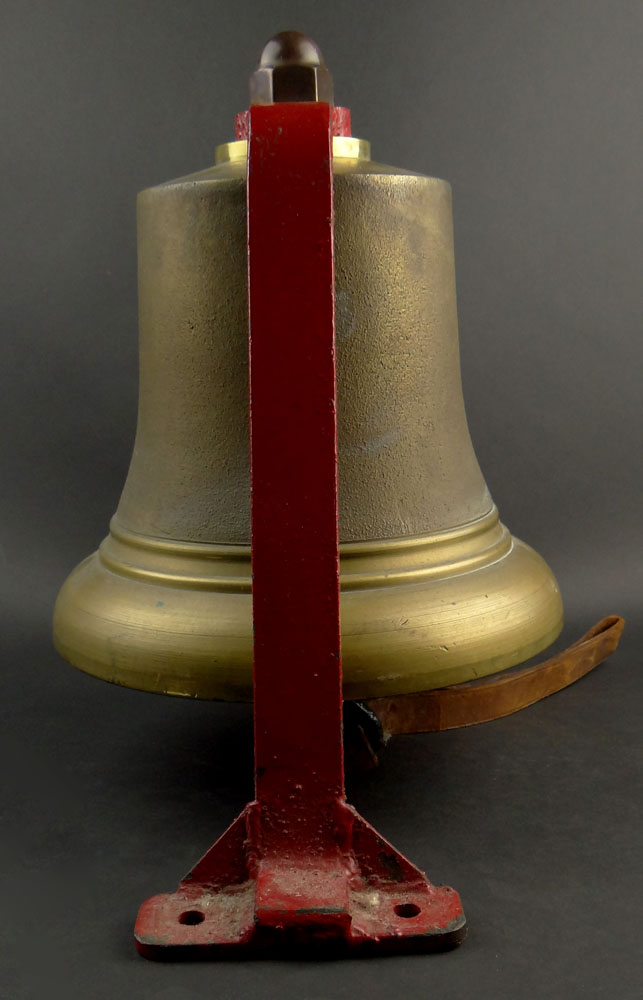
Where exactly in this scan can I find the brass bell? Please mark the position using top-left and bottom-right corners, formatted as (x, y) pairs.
(54, 55), (563, 703)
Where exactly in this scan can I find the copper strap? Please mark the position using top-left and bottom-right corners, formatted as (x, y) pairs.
(364, 616), (625, 736)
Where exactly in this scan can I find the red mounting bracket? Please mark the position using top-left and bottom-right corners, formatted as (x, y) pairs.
(134, 101), (466, 958)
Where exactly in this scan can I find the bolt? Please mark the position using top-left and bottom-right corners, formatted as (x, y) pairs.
(250, 30), (334, 105)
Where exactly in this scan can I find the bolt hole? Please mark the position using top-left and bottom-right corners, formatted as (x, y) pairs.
(179, 909), (205, 925)
(395, 902), (421, 918)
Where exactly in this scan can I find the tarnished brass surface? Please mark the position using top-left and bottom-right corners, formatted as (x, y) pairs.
(215, 136), (371, 164)
(54, 141), (563, 700)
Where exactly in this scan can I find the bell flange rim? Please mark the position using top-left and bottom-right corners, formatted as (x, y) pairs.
(54, 528), (563, 702)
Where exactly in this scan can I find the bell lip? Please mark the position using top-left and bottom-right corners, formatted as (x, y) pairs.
(53, 526), (563, 703)
(55, 611), (564, 703)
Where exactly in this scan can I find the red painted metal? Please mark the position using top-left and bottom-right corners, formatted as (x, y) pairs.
(234, 105), (351, 139)
(134, 101), (465, 959)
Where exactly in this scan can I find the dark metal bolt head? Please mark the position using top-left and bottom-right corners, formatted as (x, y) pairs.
(250, 30), (334, 106)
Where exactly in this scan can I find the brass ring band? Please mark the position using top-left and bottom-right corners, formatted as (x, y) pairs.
(99, 507), (509, 593)
(215, 136), (371, 165)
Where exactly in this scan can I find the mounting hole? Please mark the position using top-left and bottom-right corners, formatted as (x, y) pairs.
(395, 902), (421, 918)
(179, 910), (205, 925)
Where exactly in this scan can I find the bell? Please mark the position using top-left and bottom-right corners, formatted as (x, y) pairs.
(54, 73), (562, 702)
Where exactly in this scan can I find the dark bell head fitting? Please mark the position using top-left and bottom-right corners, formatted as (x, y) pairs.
(250, 30), (334, 105)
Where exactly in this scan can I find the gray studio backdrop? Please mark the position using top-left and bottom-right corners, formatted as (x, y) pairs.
(2, 2), (641, 999)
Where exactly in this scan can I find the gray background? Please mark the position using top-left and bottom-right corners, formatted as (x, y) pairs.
(1, 1), (641, 997)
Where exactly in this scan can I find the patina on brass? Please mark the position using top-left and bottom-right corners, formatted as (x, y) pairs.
(54, 123), (563, 701)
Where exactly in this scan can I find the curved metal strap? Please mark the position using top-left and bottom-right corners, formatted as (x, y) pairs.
(364, 616), (625, 736)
